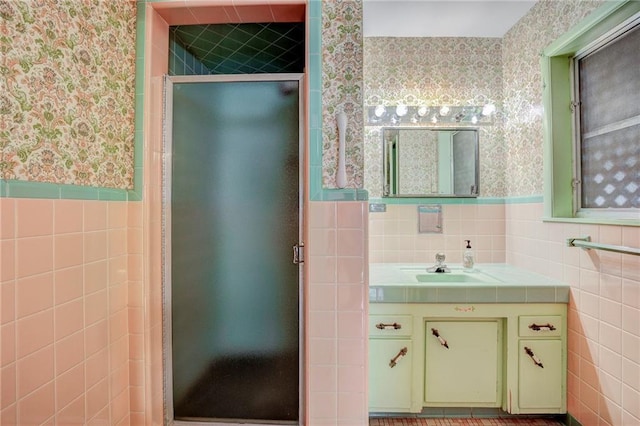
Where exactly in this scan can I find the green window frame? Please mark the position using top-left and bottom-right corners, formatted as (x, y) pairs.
(541, 0), (640, 226)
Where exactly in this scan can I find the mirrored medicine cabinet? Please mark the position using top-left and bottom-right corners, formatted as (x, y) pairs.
(382, 127), (479, 198)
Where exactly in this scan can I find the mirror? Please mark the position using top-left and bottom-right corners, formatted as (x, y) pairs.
(382, 128), (479, 197)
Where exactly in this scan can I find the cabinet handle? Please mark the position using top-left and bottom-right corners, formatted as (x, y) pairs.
(524, 346), (544, 368)
(431, 328), (449, 349)
(528, 323), (556, 332)
(376, 322), (402, 330)
(389, 347), (408, 368)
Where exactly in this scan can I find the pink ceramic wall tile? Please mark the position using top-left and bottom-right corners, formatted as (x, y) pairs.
(308, 391), (337, 421)
(309, 256), (337, 285)
(309, 229), (336, 256)
(337, 285), (364, 311)
(337, 311), (364, 339)
(54, 266), (83, 305)
(54, 233), (84, 270)
(85, 290), (108, 326)
(54, 199), (83, 235)
(84, 260), (108, 295)
(85, 320), (108, 358)
(111, 385), (130, 424)
(109, 229), (128, 258)
(1, 323), (16, 367)
(55, 331), (84, 376)
(86, 349), (109, 390)
(83, 201), (107, 232)
(308, 284), (336, 311)
(56, 363), (85, 410)
(16, 199), (53, 238)
(308, 338), (337, 366)
(337, 391), (366, 421)
(0, 240), (15, 282)
(16, 236), (53, 279)
(1, 363), (16, 408)
(309, 365), (337, 392)
(85, 379), (109, 421)
(16, 309), (53, 358)
(56, 395), (85, 425)
(337, 256), (364, 284)
(109, 256), (128, 287)
(17, 345), (54, 399)
(109, 310), (129, 342)
(83, 231), (108, 264)
(17, 381), (54, 425)
(110, 364), (130, 400)
(16, 272), (53, 318)
(54, 299), (84, 341)
(109, 283), (128, 314)
(337, 202), (364, 229)
(309, 201), (337, 229)
(0, 198), (15, 239)
(337, 229), (364, 257)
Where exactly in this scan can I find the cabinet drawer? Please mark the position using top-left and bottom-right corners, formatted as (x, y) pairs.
(369, 315), (413, 337)
(519, 316), (562, 337)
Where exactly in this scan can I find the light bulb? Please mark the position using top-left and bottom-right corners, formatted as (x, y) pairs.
(417, 106), (429, 117)
(439, 106), (450, 116)
(482, 103), (496, 116)
(395, 104), (408, 117)
(374, 105), (386, 118)
(471, 115), (478, 124)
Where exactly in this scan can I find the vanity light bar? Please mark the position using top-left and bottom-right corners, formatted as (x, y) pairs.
(366, 104), (497, 126)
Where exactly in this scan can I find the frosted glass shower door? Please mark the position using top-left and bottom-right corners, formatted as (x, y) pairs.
(165, 75), (302, 424)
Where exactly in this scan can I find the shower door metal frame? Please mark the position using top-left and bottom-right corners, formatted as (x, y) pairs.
(162, 73), (306, 426)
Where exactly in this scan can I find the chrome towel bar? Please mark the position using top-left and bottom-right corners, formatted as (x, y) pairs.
(566, 236), (640, 256)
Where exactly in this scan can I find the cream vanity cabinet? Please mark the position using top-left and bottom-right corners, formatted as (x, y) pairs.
(368, 315), (414, 412)
(368, 303), (566, 415)
(424, 320), (501, 407)
(516, 316), (564, 412)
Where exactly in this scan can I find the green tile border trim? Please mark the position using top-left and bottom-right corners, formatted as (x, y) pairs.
(0, 180), (136, 201)
(366, 195), (544, 205)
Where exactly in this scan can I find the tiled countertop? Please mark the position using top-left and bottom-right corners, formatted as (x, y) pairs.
(369, 263), (570, 304)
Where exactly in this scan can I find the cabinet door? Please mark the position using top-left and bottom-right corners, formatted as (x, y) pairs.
(518, 340), (562, 410)
(369, 339), (413, 411)
(424, 321), (500, 406)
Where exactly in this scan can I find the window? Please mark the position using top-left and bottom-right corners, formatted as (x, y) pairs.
(573, 17), (640, 215)
(542, 1), (640, 224)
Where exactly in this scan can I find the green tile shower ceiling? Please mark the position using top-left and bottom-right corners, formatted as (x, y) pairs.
(170, 23), (305, 75)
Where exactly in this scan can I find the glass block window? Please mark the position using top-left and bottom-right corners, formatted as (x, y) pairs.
(574, 18), (640, 210)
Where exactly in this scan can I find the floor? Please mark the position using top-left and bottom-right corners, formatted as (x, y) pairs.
(369, 418), (564, 425)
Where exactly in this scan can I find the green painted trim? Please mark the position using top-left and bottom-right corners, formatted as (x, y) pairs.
(543, 1), (640, 56)
(542, 0), (640, 221)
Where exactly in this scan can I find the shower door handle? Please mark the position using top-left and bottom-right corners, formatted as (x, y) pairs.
(293, 243), (305, 264)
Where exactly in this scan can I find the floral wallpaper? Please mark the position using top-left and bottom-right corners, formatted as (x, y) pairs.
(322, 0), (364, 189)
(0, 0), (137, 189)
(502, 0), (604, 196)
(364, 37), (505, 198)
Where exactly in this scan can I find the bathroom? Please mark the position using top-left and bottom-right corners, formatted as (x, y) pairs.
(1, 0), (639, 425)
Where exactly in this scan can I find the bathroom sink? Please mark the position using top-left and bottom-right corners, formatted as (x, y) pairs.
(415, 273), (491, 283)
(398, 267), (500, 284)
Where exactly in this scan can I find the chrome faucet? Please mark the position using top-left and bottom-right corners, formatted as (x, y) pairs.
(427, 252), (450, 273)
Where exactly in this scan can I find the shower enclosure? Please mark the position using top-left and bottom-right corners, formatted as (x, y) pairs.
(163, 74), (304, 425)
